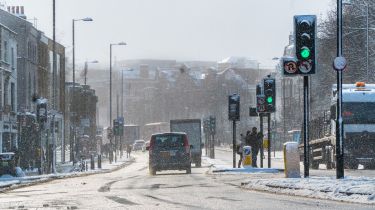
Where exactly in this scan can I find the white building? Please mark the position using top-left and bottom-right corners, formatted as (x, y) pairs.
(0, 23), (17, 152)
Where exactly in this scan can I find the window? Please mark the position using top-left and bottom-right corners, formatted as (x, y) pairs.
(4, 79), (8, 106)
(3, 41), (8, 62)
(11, 82), (15, 111)
(11, 47), (14, 68)
(154, 134), (184, 148)
(27, 41), (31, 60)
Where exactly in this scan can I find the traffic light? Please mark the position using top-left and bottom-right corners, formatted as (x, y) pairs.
(294, 15), (316, 74)
(113, 119), (119, 136)
(55, 121), (59, 133)
(228, 94), (240, 121)
(118, 117), (124, 136)
(263, 78), (276, 112)
(36, 102), (47, 123)
(209, 116), (216, 134)
(203, 119), (209, 134)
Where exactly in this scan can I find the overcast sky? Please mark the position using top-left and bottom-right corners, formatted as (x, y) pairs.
(4, 0), (333, 67)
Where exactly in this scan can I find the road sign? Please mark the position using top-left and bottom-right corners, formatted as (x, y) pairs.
(256, 95), (266, 112)
(282, 57), (299, 76)
(333, 56), (347, 71)
(284, 60), (297, 74)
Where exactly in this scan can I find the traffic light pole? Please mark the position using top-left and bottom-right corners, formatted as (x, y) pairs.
(303, 75), (310, 177)
(232, 120), (236, 168)
(211, 132), (215, 159)
(267, 113), (271, 168)
(260, 114), (264, 168)
(336, 0), (344, 179)
(205, 132), (208, 156)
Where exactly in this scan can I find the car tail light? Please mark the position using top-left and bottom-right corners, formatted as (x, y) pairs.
(183, 136), (190, 153)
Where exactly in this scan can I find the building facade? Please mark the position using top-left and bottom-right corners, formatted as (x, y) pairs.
(0, 23), (17, 152)
(0, 7), (66, 169)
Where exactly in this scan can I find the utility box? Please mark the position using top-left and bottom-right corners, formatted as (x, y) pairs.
(283, 142), (301, 178)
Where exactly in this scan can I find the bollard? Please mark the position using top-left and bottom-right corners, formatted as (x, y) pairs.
(91, 155), (95, 170)
(98, 154), (102, 169)
(242, 146), (252, 168)
(283, 142), (301, 178)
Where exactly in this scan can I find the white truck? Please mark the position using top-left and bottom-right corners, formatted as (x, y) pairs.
(301, 82), (375, 169)
(170, 119), (202, 167)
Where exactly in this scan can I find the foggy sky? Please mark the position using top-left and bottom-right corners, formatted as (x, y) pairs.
(4, 0), (332, 68)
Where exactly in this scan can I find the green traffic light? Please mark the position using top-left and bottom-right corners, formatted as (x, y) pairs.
(267, 96), (273, 103)
(300, 48), (310, 59)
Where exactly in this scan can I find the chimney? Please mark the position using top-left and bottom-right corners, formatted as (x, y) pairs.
(8, 5), (27, 19)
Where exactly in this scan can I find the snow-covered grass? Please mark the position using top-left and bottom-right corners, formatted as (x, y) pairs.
(242, 176), (375, 204)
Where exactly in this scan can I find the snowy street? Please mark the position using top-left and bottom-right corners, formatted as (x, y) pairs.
(0, 151), (373, 209)
(0, 1), (375, 209)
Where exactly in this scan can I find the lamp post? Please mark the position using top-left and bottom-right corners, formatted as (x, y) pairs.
(52, 0), (56, 173)
(109, 42), (126, 163)
(71, 17), (93, 163)
(84, 60), (99, 85)
(109, 42), (126, 126)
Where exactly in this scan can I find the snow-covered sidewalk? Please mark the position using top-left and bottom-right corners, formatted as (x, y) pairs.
(241, 176), (375, 204)
(203, 156), (282, 174)
(0, 154), (135, 190)
(204, 150), (375, 205)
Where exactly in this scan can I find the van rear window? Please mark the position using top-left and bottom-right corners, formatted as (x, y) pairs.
(154, 135), (184, 147)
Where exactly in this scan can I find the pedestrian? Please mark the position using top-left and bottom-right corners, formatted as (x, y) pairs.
(126, 144), (132, 158)
(246, 127), (260, 167)
(237, 133), (246, 168)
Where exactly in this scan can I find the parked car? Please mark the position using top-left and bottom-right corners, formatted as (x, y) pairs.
(133, 140), (146, 151)
(142, 141), (150, 152)
(147, 132), (192, 175)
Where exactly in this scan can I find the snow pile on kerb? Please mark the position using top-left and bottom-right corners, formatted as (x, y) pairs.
(203, 156), (281, 174)
(242, 176), (375, 204)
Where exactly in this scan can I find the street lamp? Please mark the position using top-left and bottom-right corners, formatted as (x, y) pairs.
(84, 60), (99, 85)
(71, 17), (93, 163)
(343, 0), (369, 81)
(72, 17), (93, 86)
(109, 42), (127, 126)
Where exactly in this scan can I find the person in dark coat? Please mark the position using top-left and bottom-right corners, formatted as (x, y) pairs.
(246, 127), (260, 167)
(126, 144), (132, 158)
